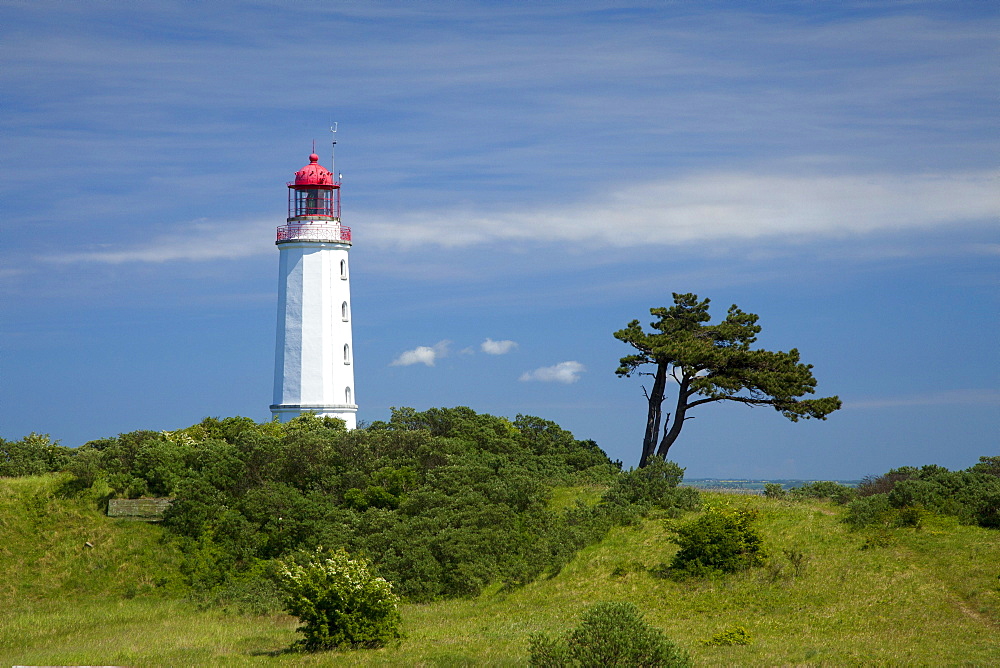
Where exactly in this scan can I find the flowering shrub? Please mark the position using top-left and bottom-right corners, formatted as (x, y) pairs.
(278, 548), (401, 651)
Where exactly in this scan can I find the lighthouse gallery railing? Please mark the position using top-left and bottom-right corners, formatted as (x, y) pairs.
(276, 222), (352, 243)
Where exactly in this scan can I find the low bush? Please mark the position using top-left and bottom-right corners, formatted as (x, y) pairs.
(846, 459), (1000, 530)
(0, 433), (71, 477)
(789, 480), (856, 504)
(667, 507), (766, 577)
(845, 494), (894, 529)
(277, 548), (401, 652)
(600, 456), (699, 513)
(702, 625), (753, 646)
(763, 482), (786, 499)
(529, 601), (691, 667)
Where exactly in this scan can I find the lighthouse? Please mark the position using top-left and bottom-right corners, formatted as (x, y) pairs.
(270, 148), (357, 428)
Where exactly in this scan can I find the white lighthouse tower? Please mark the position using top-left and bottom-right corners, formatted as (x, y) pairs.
(270, 147), (357, 428)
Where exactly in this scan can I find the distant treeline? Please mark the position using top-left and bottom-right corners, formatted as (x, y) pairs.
(687, 479), (861, 492)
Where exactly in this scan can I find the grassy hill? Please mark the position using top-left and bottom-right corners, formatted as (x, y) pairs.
(1, 474), (997, 666)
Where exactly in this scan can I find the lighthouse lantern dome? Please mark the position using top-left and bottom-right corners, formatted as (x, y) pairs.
(288, 153), (340, 219)
(294, 154), (334, 186)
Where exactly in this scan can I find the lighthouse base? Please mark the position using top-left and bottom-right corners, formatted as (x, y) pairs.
(270, 404), (358, 430)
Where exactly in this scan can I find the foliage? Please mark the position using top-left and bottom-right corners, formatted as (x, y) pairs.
(51, 408), (643, 602)
(667, 507), (766, 577)
(529, 601), (691, 667)
(3, 483), (1000, 665)
(614, 292), (841, 466)
(845, 494), (895, 529)
(0, 433), (72, 477)
(600, 456), (700, 514)
(702, 625), (753, 646)
(846, 461), (1000, 530)
(789, 480), (856, 505)
(970, 455), (1000, 477)
(277, 548), (401, 651)
(763, 482), (786, 498)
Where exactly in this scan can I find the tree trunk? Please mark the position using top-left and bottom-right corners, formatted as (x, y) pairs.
(656, 376), (690, 459)
(639, 364), (668, 467)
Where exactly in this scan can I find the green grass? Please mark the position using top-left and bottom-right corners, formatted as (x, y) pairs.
(545, 482), (607, 511)
(1, 479), (998, 666)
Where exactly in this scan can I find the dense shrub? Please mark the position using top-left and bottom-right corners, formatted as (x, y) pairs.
(789, 480), (856, 504)
(278, 548), (401, 651)
(846, 461), (1000, 530)
(600, 456), (700, 514)
(971, 456), (1000, 477)
(667, 507), (766, 577)
(0, 433), (71, 477)
(529, 601), (691, 667)
(856, 468), (917, 497)
(56, 408), (641, 603)
(845, 494), (894, 529)
(763, 482), (786, 499)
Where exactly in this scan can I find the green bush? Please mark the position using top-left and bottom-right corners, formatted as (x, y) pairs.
(763, 482), (786, 498)
(668, 507), (766, 577)
(277, 548), (401, 651)
(846, 461), (1000, 530)
(703, 625), (753, 646)
(62, 408), (629, 602)
(887, 479), (944, 511)
(0, 433), (71, 477)
(600, 456), (699, 513)
(529, 601), (691, 667)
(971, 456), (1000, 477)
(845, 494), (894, 529)
(789, 480), (856, 504)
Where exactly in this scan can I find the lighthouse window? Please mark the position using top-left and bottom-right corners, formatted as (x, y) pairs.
(295, 188), (332, 216)
(345, 387), (352, 404)
(344, 344), (351, 364)
(340, 260), (347, 279)
(342, 301), (349, 321)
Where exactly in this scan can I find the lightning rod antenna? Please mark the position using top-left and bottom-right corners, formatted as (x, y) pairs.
(330, 122), (338, 183)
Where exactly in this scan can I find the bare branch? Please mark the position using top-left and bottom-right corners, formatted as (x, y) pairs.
(687, 395), (774, 410)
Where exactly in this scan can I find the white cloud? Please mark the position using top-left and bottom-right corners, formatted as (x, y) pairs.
(42, 219), (275, 264)
(481, 338), (518, 355)
(520, 361), (586, 384)
(361, 170), (1000, 249)
(390, 340), (450, 367)
(34, 169), (998, 265)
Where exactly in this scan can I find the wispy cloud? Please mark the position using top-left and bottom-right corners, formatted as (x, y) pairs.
(846, 389), (1000, 409)
(520, 361), (586, 384)
(390, 340), (450, 367)
(37, 168), (998, 266)
(481, 338), (518, 355)
(363, 170), (999, 249)
(41, 219), (275, 264)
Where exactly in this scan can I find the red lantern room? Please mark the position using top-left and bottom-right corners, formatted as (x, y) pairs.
(288, 153), (341, 220)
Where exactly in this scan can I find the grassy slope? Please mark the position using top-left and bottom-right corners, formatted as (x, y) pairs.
(1, 478), (997, 666)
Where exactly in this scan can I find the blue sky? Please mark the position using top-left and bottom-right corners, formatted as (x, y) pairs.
(2, 1), (997, 478)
